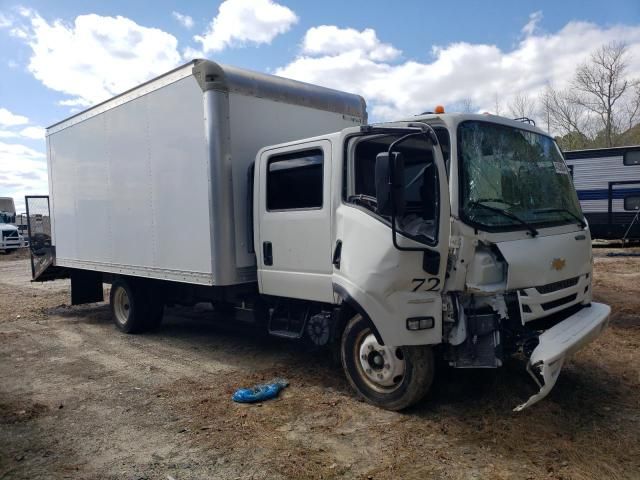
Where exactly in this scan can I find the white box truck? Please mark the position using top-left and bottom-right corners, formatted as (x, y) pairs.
(0, 197), (26, 251)
(31, 60), (610, 411)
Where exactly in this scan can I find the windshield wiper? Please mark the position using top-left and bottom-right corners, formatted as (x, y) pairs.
(468, 200), (539, 237)
(533, 208), (586, 228)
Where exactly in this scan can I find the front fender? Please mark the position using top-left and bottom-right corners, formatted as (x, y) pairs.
(332, 276), (442, 347)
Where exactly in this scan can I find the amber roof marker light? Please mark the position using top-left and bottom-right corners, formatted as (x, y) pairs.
(434, 105), (445, 114)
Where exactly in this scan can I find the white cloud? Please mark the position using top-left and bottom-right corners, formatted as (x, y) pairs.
(0, 107), (45, 140)
(172, 11), (194, 29)
(522, 11), (543, 37)
(276, 21), (640, 122)
(0, 108), (28, 126)
(19, 126), (45, 140)
(0, 141), (44, 159)
(0, 12), (12, 28)
(0, 108), (47, 212)
(57, 98), (90, 107)
(194, 0), (298, 53)
(302, 25), (401, 62)
(182, 46), (205, 60)
(10, 10), (182, 107)
(0, 141), (48, 213)
(0, 128), (44, 140)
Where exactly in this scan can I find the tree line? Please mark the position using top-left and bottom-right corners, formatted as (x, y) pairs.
(458, 42), (640, 151)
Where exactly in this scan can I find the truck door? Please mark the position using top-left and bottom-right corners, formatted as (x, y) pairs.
(332, 128), (451, 347)
(256, 140), (334, 302)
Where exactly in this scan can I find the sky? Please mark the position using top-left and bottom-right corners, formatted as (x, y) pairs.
(0, 0), (639, 213)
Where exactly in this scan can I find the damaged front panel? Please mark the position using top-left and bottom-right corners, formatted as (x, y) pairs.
(514, 302), (609, 411)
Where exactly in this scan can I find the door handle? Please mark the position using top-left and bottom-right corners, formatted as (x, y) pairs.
(263, 241), (273, 266)
(332, 240), (342, 269)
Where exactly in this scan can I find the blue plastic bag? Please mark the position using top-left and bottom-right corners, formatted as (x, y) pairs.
(232, 378), (289, 403)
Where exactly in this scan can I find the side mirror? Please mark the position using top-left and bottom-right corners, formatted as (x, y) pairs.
(375, 151), (405, 217)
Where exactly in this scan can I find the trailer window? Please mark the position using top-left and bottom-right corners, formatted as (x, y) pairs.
(624, 196), (640, 211)
(624, 151), (640, 166)
(267, 149), (323, 210)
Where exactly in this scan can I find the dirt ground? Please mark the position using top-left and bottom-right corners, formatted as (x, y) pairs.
(0, 248), (639, 480)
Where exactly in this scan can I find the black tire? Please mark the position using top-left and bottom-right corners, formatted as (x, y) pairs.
(341, 314), (434, 411)
(110, 278), (163, 334)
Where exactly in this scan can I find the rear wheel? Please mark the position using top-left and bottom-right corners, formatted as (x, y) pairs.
(110, 278), (163, 333)
(341, 314), (434, 411)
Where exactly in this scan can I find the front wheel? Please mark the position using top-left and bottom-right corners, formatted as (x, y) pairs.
(341, 314), (434, 411)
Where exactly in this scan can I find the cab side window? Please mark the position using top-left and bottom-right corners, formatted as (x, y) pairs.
(349, 134), (439, 244)
(267, 149), (323, 210)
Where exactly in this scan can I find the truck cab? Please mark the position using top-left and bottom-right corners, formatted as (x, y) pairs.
(0, 197), (25, 252)
(254, 112), (610, 411)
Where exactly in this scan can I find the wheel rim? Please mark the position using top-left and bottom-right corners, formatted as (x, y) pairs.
(113, 286), (131, 325)
(354, 330), (406, 393)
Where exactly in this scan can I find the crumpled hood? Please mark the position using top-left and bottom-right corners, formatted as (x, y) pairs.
(496, 229), (591, 290)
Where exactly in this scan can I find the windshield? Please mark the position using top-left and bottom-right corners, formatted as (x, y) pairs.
(458, 121), (583, 232)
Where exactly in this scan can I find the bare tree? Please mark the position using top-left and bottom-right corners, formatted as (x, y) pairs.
(539, 85), (592, 149)
(621, 82), (640, 132)
(572, 42), (640, 147)
(508, 92), (537, 120)
(539, 86), (584, 134)
(458, 97), (477, 113)
(493, 92), (502, 116)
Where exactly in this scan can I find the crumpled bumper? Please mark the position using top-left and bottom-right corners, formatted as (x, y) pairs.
(514, 302), (610, 412)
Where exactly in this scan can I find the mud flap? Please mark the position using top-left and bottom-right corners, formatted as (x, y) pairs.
(513, 302), (610, 412)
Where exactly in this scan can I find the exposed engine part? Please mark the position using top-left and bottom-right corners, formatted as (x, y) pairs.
(306, 311), (332, 346)
(500, 292), (545, 358)
(486, 295), (508, 319)
(522, 335), (540, 358)
(465, 246), (506, 292)
(443, 295), (457, 323)
(445, 295), (467, 346)
(450, 312), (502, 368)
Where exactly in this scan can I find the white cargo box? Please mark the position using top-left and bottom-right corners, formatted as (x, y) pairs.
(46, 60), (367, 286)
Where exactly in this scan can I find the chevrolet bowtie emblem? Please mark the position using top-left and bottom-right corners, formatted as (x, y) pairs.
(551, 258), (566, 271)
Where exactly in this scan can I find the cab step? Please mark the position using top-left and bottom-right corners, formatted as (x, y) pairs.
(268, 329), (303, 339)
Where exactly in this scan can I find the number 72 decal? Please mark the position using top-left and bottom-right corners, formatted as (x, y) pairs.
(411, 278), (441, 292)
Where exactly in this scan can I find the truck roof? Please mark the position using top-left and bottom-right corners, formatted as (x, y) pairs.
(260, 113), (552, 153)
(47, 59), (368, 135)
(265, 112), (551, 150)
(399, 112), (549, 136)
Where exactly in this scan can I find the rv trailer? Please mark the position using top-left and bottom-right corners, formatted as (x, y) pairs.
(564, 145), (640, 241)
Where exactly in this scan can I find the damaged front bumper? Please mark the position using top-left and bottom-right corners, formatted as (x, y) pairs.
(514, 302), (610, 412)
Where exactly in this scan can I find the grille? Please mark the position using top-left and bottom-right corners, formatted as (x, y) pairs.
(536, 277), (579, 294)
(541, 294), (577, 311)
(2, 230), (18, 239)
